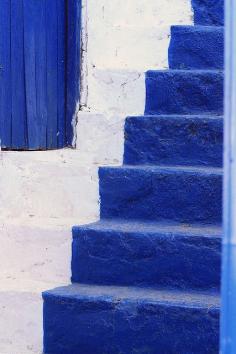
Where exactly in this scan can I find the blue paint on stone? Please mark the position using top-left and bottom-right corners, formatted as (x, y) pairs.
(169, 26), (224, 70)
(43, 284), (220, 354)
(124, 115), (223, 167)
(99, 165), (222, 224)
(72, 220), (221, 290)
(145, 70), (223, 115)
(191, 0), (224, 26)
(43, 0), (224, 351)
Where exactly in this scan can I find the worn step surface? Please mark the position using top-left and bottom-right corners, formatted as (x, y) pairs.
(124, 115), (223, 167)
(43, 284), (220, 354)
(145, 70), (223, 115)
(72, 219), (221, 290)
(169, 26), (224, 70)
(191, 0), (224, 26)
(99, 165), (222, 224)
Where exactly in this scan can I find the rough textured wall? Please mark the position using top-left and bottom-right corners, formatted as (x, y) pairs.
(77, 0), (192, 164)
(0, 1), (192, 353)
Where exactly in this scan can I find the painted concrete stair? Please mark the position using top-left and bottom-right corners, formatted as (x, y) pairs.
(43, 284), (219, 354)
(169, 26), (224, 70)
(124, 115), (223, 166)
(44, 166), (222, 354)
(72, 220), (221, 290)
(43, 0), (223, 352)
(145, 70), (223, 115)
(192, 0), (224, 26)
(100, 165), (222, 224)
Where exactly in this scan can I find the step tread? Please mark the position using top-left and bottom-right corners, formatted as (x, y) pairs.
(145, 69), (223, 115)
(100, 164), (222, 223)
(72, 218), (221, 289)
(191, 0), (224, 26)
(147, 69), (223, 75)
(169, 25), (224, 70)
(101, 164), (223, 176)
(171, 25), (224, 31)
(43, 283), (220, 309)
(127, 114), (224, 120)
(73, 219), (222, 238)
(124, 114), (223, 167)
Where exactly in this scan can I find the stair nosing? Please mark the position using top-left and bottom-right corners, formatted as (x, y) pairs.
(126, 114), (224, 120)
(171, 25), (224, 30)
(43, 283), (220, 309)
(73, 219), (222, 238)
(100, 164), (223, 176)
(146, 69), (224, 74)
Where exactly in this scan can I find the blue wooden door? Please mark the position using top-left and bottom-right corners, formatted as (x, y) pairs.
(0, 0), (79, 150)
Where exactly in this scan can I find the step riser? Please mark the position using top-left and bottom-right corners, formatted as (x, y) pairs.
(72, 227), (221, 290)
(124, 116), (223, 167)
(192, 0), (224, 26)
(43, 294), (219, 354)
(145, 71), (223, 115)
(169, 26), (224, 70)
(99, 167), (222, 224)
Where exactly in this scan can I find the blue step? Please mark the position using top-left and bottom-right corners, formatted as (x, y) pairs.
(191, 0), (224, 26)
(43, 284), (220, 354)
(169, 26), (224, 70)
(145, 70), (223, 115)
(100, 165), (222, 224)
(72, 219), (221, 290)
(124, 115), (223, 167)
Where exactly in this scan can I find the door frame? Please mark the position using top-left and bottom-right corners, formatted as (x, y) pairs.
(66, 0), (82, 147)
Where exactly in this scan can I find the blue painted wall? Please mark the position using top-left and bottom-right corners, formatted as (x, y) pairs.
(221, 0), (236, 352)
(0, 0), (81, 150)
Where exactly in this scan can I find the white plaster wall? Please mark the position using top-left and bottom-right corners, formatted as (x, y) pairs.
(0, 151), (99, 354)
(0, 1), (193, 353)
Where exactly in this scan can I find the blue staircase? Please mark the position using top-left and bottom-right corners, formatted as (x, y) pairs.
(43, 1), (224, 353)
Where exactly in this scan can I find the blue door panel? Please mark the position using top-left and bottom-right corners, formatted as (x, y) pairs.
(11, 0), (27, 148)
(0, 0), (11, 147)
(0, 0), (80, 150)
(34, 0), (47, 149)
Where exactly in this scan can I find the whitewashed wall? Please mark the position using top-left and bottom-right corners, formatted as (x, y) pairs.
(0, 1), (192, 353)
